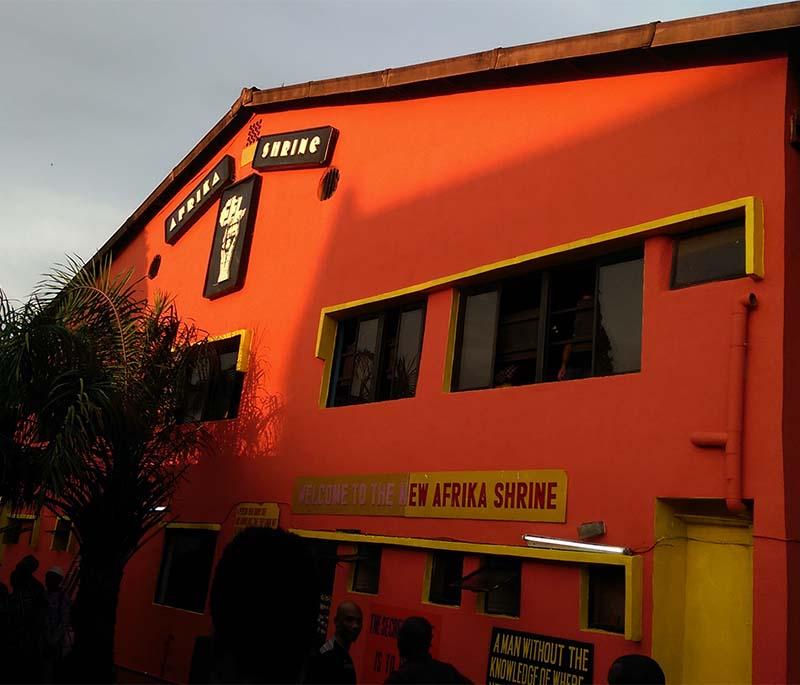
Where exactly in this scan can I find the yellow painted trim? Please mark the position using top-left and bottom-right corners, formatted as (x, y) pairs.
(442, 290), (461, 393)
(292, 528), (642, 637)
(314, 196), (764, 411)
(746, 196), (765, 279)
(421, 553), (433, 604)
(0, 505), (9, 564)
(316, 315), (338, 407)
(240, 143), (256, 168)
(166, 523), (222, 531)
(30, 516), (41, 548)
(208, 328), (252, 372)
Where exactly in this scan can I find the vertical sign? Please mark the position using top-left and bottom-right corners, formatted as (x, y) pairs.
(486, 628), (594, 685)
(204, 175), (261, 300)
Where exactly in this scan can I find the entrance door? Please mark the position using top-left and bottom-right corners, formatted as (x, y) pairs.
(680, 522), (753, 684)
(653, 504), (754, 685)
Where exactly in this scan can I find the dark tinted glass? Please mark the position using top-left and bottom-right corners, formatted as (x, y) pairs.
(595, 258), (643, 376)
(352, 544), (381, 594)
(494, 274), (541, 387)
(391, 308), (424, 399)
(155, 528), (218, 613)
(182, 336), (243, 422)
(428, 551), (463, 606)
(456, 289), (499, 390)
(332, 304), (426, 406)
(672, 222), (745, 287)
(485, 556), (521, 617)
(588, 565), (625, 633)
(350, 318), (380, 402)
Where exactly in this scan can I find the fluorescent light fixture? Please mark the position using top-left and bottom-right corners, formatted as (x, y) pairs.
(153, 506), (167, 512)
(523, 534), (630, 555)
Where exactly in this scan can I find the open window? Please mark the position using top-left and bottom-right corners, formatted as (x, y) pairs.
(154, 525), (219, 613)
(181, 330), (250, 422)
(2, 514), (37, 546)
(330, 303), (426, 406)
(453, 250), (643, 390)
(426, 551), (463, 606)
(583, 565), (626, 634)
(350, 544), (382, 594)
(457, 555), (521, 617)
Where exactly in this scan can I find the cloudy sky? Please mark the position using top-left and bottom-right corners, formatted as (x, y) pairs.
(0, 0), (783, 302)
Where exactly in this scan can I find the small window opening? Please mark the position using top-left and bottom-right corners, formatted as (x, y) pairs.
(587, 565), (625, 634)
(427, 551), (463, 606)
(351, 544), (381, 594)
(319, 168), (340, 201)
(671, 221), (745, 288)
(148, 254), (162, 279)
(181, 335), (244, 423)
(154, 527), (218, 613)
(457, 556), (521, 617)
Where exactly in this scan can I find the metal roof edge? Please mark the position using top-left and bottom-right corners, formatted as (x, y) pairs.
(93, 2), (800, 268)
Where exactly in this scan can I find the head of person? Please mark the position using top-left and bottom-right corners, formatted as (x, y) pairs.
(334, 601), (363, 647)
(397, 616), (433, 661)
(209, 527), (321, 684)
(45, 566), (64, 592)
(607, 655), (665, 685)
(17, 554), (39, 577)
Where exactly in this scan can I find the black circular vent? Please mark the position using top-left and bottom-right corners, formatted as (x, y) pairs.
(148, 254), (162, 279)
(318, 167), (340, 201)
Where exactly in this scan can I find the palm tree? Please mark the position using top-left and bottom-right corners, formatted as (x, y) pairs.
(0, 258), (212, 682)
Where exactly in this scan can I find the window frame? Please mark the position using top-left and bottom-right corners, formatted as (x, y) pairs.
(452, 249), (643, 392)
(328, 302), (426, 407)
(50, 517), (73, 553)
(154, 524), (220, 614)
(180, 329), (251, 423)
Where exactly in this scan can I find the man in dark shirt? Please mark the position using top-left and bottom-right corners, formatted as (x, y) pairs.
(304, 601), (363, 684)
(385, 617), (471, 684)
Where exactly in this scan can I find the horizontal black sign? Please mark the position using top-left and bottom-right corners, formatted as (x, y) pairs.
(487, 627), (594, 685)
(165, 156), (234, 244)
(252, 126), (338, 171)
(204, 175), (260, 300)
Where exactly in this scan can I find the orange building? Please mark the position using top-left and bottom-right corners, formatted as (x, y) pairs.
(3, 3), (800, 683)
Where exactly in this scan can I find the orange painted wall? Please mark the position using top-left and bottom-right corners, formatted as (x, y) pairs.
(2, 55), (793, 683)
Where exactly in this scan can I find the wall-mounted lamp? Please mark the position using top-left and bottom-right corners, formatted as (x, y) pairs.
(522, 534), (630, 555)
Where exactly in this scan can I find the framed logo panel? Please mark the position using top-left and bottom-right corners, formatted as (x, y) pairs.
(203, 175), (261, 300)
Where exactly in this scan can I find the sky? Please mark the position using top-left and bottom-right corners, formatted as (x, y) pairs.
(0, 0), (784, 302)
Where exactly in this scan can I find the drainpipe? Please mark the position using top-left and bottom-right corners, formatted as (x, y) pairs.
(690, 293), (758, 514)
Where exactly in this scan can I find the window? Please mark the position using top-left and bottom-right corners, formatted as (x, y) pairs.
(586, 565), (625, 634)
(155, 527), (219, 613)
(672, 221), (745, 288)
(51, 518), (72, 552)
(458, 556), (521, 617)
(3, 517), (26, 545)
(427, 551), (463, 606)
(351, 544), (381, 594)
(181, 334), (245, 422)
(454, 251), (643, 390)
(330, 303), (426, 406)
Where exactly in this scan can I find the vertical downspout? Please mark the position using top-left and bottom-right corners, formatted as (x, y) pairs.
(690, 293), (757, 513)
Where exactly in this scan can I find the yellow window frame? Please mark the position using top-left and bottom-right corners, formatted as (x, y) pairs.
(315, 197), (764, 404)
